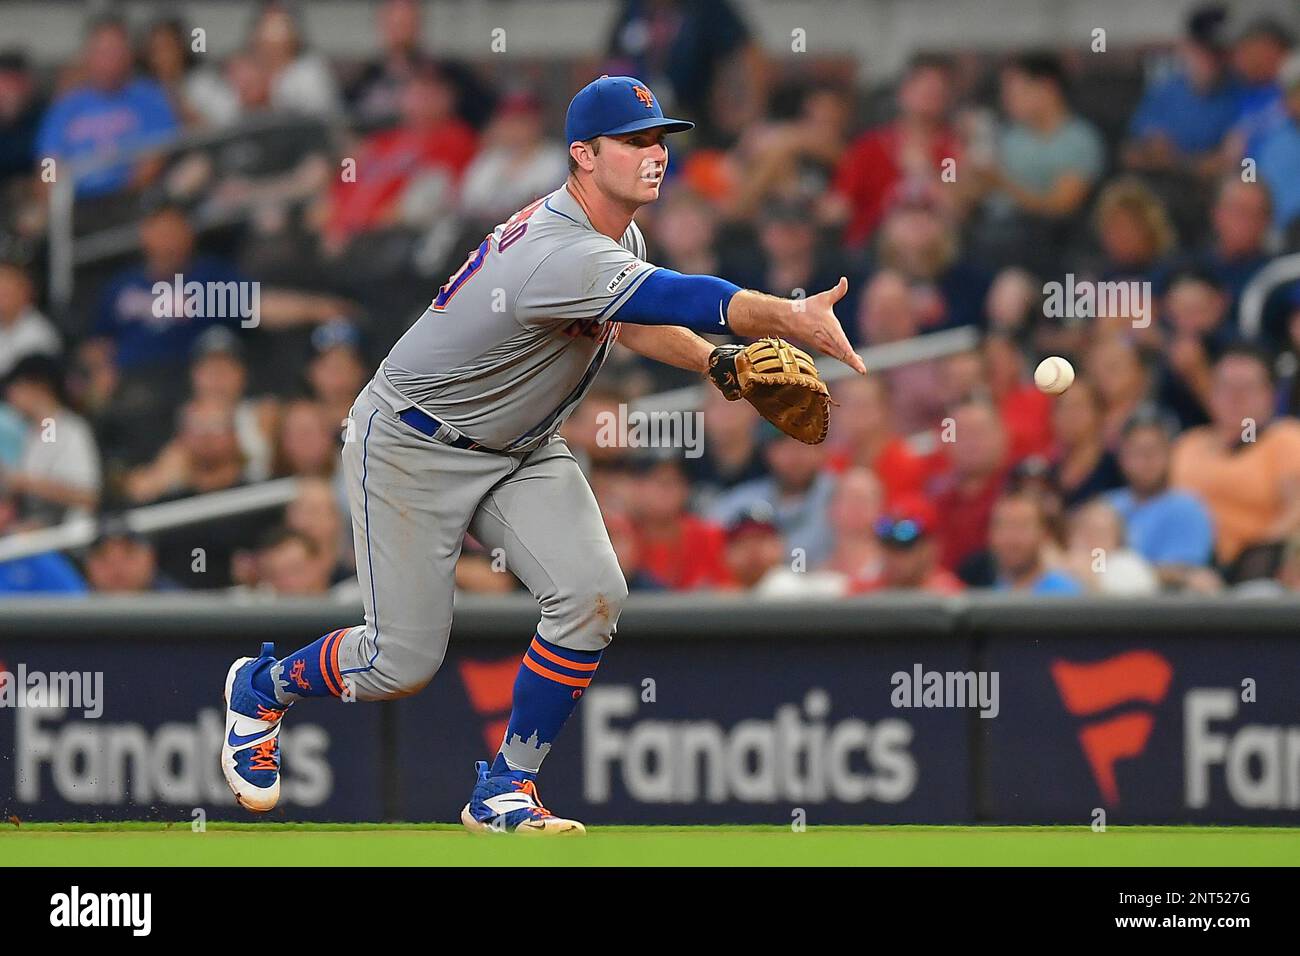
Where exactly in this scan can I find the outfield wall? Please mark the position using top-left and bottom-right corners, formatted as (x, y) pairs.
(1, 594), (1298, 827)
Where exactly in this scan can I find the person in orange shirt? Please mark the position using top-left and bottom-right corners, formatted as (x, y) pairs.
(1170, 345), (1300, 569)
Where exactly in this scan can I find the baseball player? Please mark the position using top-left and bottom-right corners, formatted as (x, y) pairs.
(220, 76), (865, 833)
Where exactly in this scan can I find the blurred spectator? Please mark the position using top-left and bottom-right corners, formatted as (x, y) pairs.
(1048, 376), (1123, 508)
(603, 509), (666, 591)
(1222, 16), (1294, 166)
(876, 199), (989, 332)
(125, 396), (248, 504)
(284, 475), (352, 583)
(1156, 268), (1232, 429)
(35, 15), (178, 198)
(1063, 497), (1160, 595)
(0, 488), (86, 594)
(255, 526), (333, 596)
(83, 517), (180, 593)
(1190, 178), (1273, 323)
(727, 82), (852, 219)
(459, 92), (567, 228)
(633, 457), (732, 590)
(823, 55), (959, 248)
(985, 267), (1041, 338)
(347, 0), (497, 130)
(346, 0), (429, 124)
(858, 270), (947, 431)
(721, 503), (785, 591)
(1085, 334), (1151, 447)
(827, 375), (934, 506)
(92, 204), (350, 375)
(1256, 52), (1300, 234)
(1092, 176), (1178, 285)
(0, 50), (43, 190)
(988, 490), (1083, 594)
(1171, 345), (1300, 571)
(189, 328), (277, 481)
(967, 52), (1105, 272)
(2, 354), (101, 524)
(306, 321), (369, 436)
(603, 0), (768, 135)
(1123, 4), (1239, 173)
(818, 466), (884, 582)
(855, 495), (963, 594)
(931, 398), (1007, 571)
(138, 17), (229, 128)
(318, 64), (476, 257)
(684, 388), (767, 507)
(983, 333), (1054, 463)
(272, 398), (338, 480)
(1107, 406), (1218, 590)
(244, 2), (341, 117)
(712, 431), (837, 567)
(0, 261), (60, 378)
(646, 187), (724, 277)
(727, 199), (858, 324)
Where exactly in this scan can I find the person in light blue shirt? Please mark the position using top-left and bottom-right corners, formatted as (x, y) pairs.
(0, 491), (87, 594)
(709, 430), (837, 568)
(989, 490), (1084, 595)
(1255, 55), (1300, 233)
(34, 15), (178, 197)
(1108, 407), (1216, 587)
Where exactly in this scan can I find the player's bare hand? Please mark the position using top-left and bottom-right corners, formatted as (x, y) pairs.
(794, 277), (866, 374)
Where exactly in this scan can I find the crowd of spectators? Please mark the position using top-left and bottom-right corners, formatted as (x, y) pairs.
(4, 1), (1300, 601)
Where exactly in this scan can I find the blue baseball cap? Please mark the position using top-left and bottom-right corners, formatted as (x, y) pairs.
(565, 75), (694, 145)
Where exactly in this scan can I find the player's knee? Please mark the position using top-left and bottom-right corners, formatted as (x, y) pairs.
(367, 645), (446, 699)
(554, 563), (628, 646)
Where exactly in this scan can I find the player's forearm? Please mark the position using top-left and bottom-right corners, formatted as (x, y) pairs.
(724, 289), (800, 339)
(616, 323), (713, 374)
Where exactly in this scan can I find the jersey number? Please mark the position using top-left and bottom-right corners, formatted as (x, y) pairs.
(431, 199), (541, 311)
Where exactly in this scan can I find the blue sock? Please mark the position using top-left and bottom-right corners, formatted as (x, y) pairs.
(490, 634), (602, 778)
(251, 629), (351, 705)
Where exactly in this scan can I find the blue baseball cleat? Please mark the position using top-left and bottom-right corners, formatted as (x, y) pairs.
(220, 642), (288, 813)
(461, 760), (586, 834)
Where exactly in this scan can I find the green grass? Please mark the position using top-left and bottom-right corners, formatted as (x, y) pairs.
(2, 822), (1297, 866)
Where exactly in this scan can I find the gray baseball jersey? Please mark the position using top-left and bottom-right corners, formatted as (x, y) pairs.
(372, 185), (657, 452)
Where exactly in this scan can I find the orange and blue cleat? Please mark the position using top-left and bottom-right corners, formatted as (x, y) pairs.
(221, 643), (289, 813)
(460, 761), (586, 835)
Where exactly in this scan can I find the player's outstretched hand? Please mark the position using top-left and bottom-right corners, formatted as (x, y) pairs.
(794, 277), (866, 374)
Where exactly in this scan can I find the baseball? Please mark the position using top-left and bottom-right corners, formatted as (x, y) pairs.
(1034, 356), (1075, 395)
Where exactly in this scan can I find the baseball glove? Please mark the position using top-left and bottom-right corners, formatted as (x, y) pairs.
(707, 337), (833, 444)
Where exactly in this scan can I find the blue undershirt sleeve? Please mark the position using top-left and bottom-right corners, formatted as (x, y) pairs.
(612, 268), (742, 333)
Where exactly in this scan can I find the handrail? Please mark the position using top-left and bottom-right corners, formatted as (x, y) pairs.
(0, 477), (301, 563)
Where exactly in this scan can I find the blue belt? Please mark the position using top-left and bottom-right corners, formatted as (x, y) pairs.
(397, 407), (492, 452)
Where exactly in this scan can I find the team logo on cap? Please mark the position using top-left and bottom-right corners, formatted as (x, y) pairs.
(633, 85), (654, 108)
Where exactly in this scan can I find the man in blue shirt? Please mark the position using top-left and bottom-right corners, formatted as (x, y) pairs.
(1125, 5), (1241, 168)
(34, 15), (178, 198)
(989, 490), (1083, 595)
(1108, 407), (1217, 589)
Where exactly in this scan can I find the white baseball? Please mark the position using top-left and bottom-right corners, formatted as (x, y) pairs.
(1034, 356), (1075, 395)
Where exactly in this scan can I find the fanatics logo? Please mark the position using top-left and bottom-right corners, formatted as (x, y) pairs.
(1051, 650), (1172, 805)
